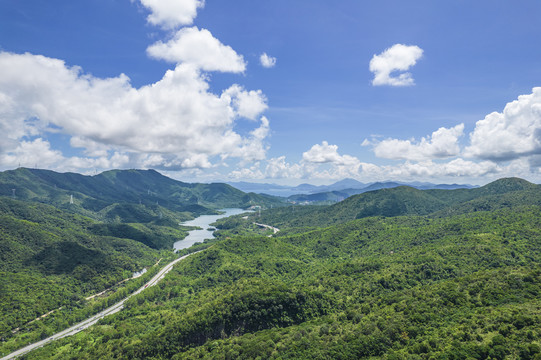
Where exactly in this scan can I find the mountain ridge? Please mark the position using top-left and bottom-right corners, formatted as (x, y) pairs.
(252, 177), (540, 229)
(0, 168), (285, 222)
(229, 178), (475, 200)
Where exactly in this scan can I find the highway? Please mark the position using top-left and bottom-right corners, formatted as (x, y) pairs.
(1, 252), (198, 360)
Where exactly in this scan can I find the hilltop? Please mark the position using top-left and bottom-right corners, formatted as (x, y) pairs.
(234, 177), (540, 231)
(0, 168), (284, 223)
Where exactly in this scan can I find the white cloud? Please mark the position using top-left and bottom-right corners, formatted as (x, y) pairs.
(147, 27), (246, 73)
(301, 141), (361, 179)
(354, 159), (501, 182)
(465, 87), (541, 161)
(181, 153), (211, 169)
(392, 159), (499, 178)
(265, 156), (304, 179)
(0, 51), (269, 171)
(369, 44), (423, 86)
(222, 85), (268, 120)
(260, 53), (276, 68)
(303, 141), (355, 165)
(229, 116), (270, 162)
(369, 124), (464, 161)
(229, 163), (264, 180)
(139, 0), (204, 30)
(0, 138), (64, 168)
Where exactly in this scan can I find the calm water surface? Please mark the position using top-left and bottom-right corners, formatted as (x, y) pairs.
(173, 208), (248, 251)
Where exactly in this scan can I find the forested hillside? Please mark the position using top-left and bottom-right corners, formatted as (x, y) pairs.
(21, 205), (541, 359)
(0, 168), (284, 222)
(2, 175), (541, 359)
(243, 178), (541, 231)
(0, 196), (177, 346)
(0, 168), (288, 355)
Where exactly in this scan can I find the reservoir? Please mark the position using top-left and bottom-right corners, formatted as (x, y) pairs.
(173, 208), (248, 251)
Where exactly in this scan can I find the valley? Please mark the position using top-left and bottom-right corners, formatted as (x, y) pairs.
(0, 170), (540, 359)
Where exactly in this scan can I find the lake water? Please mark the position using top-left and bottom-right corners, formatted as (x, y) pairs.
(173, 208), (248, 251)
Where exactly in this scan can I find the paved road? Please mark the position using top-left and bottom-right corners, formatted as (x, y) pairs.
(254, 222), (280, 236)
(1, 252), (198, 360)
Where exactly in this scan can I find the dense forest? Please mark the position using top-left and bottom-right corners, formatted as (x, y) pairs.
(0, 168), (283, 355)
(19, 206), (541, 359)
(1, 173), (540, 359)
(0, 168), (285, 221)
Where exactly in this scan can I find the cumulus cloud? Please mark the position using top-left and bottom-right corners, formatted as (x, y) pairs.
(222, 85), (268, 120)
(391, 159), (499, 178)
(465, 87), (541, 161)
(369, 44), (423, 86)
(225, 87), (541, 183)
(298, 141), (362, 179)
(265, 156), (304, 179)
(303, 141), (360, 167)
(0, 138), (64, 168)
(229, 164), (264, 180)
(260, 53), (276, 68)
(368, 124), (464, 161)
(147, 27), (246, 73)
(139, 0), (204, 30)
(346, 159), (500, 183)
(0, 51), (269, 171)
(228, 116), (270, 163)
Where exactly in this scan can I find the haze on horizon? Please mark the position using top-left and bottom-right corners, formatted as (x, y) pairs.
(1, 1), (540, 186)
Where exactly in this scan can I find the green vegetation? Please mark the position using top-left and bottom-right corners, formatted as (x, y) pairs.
(0, 168), (286, 356)
(0, 168), (285, 221)
(0, 196), (178, 350)
(22, 205), (541, 359)
(231, 178), (541, 232)
(3, 174), (541, 359)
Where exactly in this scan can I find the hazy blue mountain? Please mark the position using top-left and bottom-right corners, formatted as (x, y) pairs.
(285, 181), (476, 205)
(229, 178), (474, 199)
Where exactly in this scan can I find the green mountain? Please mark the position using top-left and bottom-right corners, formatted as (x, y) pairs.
(0, 168), (284, 222)
(21, 206), (541, 359)
(254, 178), (540, 229)
(0, 197), (169, 339)
(3, 175), (541, 359)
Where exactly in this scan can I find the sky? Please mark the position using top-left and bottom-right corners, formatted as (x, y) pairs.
(1, 0), (541, 185)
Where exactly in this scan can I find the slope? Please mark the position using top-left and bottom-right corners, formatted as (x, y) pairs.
(0, 197), (168, 340)
(22, 206), (541, 359)
(0, 168), (285, 222)
(252, 178), (540, 230)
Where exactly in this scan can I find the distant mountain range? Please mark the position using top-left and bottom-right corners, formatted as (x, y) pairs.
(228, 178), (476, 202)
(254, 177), (541, 229)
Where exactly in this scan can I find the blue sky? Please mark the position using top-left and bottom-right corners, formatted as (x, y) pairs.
(1, 1), (540, 185)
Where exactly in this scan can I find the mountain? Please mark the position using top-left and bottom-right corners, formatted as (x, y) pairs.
(306, 178), (367, 193)
(285, 181), (476, 205)
(0, 196), (166, 338)
(227, 179), (367, 197)
(287, 191), (350, 204)
(359, 181), (403, 192)
(226, 181), (291, 192)
(0, 168), (285, 346)
(230, 179), (475, 203)
(258, 178), (540, 229)
(3, 176), (541, 358)
(21, 206), (541, 359)
(0, 168), (285, 221)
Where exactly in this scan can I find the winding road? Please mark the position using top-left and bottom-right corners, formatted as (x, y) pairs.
(254, 222), (280, 236)
(1, 252), (198, 360)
